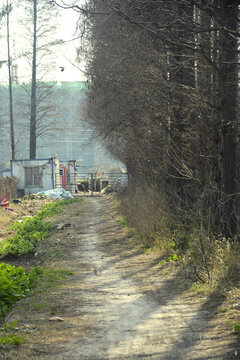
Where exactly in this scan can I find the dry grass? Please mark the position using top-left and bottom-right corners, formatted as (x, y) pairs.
(119, 185), (172, 247)
(118, 187), (240, 290)
(117, 188), (240, 348)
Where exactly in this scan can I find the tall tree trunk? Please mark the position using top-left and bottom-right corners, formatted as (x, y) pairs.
(30, 0), (37, 159)
(169, 3), (195, 207)
(6, 0), (15, 161)
(197, 6), (219, 224)
(218, 0), (239, 236)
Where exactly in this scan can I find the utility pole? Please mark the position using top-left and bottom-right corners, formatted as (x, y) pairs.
(29, 0), (37, 159)
(91, 173), (94, 197)
(6, 0), (15, 160)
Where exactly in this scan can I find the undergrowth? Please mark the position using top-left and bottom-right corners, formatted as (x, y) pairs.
(0, 320), (24, 345)
(0, 334), (24, 345)
(0, 264), (41, 318)
(118, 189), (240, 290)
(0, 198), (82, 323)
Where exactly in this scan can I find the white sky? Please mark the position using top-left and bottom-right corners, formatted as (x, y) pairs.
(50, 7), (86, 82)
(0, 3), (86, 83)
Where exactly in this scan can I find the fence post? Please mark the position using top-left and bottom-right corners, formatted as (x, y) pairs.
(91, 173), (94, 197)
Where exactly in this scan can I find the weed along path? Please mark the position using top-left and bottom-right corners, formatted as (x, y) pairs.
(4, 197), (239, 360)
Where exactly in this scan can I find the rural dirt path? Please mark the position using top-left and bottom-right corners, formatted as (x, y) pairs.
(4, 197), (239, 360)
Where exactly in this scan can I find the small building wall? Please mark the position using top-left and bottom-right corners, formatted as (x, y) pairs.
(66, 160), (76, 193)
(11, 158), (55, 194)
(53, 158), (60, 188)
(0, 169), (11, 178)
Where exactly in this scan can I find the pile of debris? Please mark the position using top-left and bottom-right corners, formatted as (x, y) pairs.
(37, 188), (73, 199)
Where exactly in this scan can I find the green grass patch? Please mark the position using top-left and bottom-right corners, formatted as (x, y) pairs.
(0, 199), (83, 258)
(48, 250), (64, 258)
(16, 268), (74, 316)
(232, 322), (240, 334)
(18, 268), (74, 315)
(0, 199), (80, 320)
(30, 268), (74, 295)
(0, 333), (24, 345)
(217, 308), (229, 314)
(190, 282), (210, 294)
(167, 254), (182, 262)
(0, 218), (51, 256)
(0, 320), (24, 345)
(0, 320), (18, 332)
(29, 302), (48, 311)
(119, 217), (128, 227)
(59, 198), (83, 206)
(0, 264), (41, 318)
(0, 267), (74, 319)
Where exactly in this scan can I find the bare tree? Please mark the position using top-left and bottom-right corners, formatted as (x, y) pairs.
(19, 0), (61, 159)
(6, 1), (15, 160)
(18, 81), (63, 140)
(29, 0), (37, 159)
(1, 1), (15, 160)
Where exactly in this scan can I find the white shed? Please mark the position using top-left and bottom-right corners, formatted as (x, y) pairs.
(11, 158), (60, 195)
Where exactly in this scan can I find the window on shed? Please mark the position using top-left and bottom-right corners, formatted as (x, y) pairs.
(25, 168), (32, 186)
(25, 167), (41, 186)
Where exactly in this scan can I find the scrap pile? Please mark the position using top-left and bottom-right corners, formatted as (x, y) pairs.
(37, 188), (73, 199)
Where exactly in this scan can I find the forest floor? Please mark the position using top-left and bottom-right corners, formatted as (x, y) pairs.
(1, 196), (240, 360)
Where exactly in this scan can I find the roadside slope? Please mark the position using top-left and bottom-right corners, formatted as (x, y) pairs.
(4, 197), (239, 360)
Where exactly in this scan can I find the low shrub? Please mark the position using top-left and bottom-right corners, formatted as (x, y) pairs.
(0, 334), (24, 345)
(0, 263), (41, 318)
(0, 216), (51, 257)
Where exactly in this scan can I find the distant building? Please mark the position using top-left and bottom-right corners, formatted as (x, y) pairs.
(0, 81), (120, 172)
(10, 158), (76, 195)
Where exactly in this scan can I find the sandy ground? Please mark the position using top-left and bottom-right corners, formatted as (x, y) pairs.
(2, 197), (240, 360)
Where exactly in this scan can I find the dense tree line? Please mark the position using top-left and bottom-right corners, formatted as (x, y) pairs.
(80, 0), (239, 239)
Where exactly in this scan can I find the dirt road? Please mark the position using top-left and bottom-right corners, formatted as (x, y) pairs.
(5, 197), (239, 359)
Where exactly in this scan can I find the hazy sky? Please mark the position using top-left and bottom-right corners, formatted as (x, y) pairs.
(0, 3), (86, 83)
(51, 7), (86, 82)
